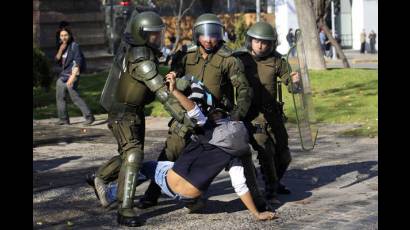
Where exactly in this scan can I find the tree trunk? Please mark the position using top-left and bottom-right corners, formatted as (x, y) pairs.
(319, 20), (350, 68)
(172, 0), (184, 53)
(313, 0), (350, 68)
(294, 0), (326, 70)
(172, 0), (196, 53)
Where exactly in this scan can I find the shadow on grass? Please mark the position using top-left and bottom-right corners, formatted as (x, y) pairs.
(322, 79), (377, 96)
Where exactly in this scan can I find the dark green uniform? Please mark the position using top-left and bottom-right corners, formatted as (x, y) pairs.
(95, 11), (196, 227)
(236, 49), (292, 200)
(230, 21), (294, 201)
(138, 13), (268, 211)
(140, 43), (262, 203)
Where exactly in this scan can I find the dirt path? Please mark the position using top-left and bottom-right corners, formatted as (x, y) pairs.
(33, 116), (377, 229)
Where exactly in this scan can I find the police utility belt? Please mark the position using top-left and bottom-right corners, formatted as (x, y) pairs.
(169, 118), (192, 138)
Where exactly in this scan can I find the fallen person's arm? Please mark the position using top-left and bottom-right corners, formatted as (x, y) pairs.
(166, 74), (207, 126)
(229, 165), (278, 221)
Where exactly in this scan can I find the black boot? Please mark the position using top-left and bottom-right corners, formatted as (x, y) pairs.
(117, 208), (144, 227)
(183, 196), (207, 213)
(136, 181), (161, 209)
(137, 197), (158, 209)
(264, 183), (281, 205)
(85, 172), (99, 200)
(277, 183), (291, 194)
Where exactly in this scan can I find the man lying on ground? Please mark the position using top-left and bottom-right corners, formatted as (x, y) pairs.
(92, 74), (278, 221)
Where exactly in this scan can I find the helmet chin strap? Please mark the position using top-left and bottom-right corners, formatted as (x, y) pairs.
(199, 41), (223, 54)
(146, 43), (162, 57)
(253, 50), (269, 61)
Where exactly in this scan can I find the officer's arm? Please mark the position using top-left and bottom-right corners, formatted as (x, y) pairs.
(278, 58), (291, 85)
(170, 49), (187, 78)
(130, 60), (194, 128)
(278, 58), (302, 94)
(227, 57), (253, 120)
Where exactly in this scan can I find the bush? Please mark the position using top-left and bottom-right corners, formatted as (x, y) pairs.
(33, 45), (53, 90)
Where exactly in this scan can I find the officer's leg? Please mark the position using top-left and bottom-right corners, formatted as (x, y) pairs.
(252, 130), (280, 202)
(137, 131), (186, 209)
(56, 78), (69, 122)
(96, 155), (122, 183)
(108, 114), (144, 227)
(67, 80), (93, 119)
(269, 118), (291, 181)
(93, 111), (144, 183)
(267, 115), (292, 194)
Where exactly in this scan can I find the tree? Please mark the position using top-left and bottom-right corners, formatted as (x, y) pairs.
(294, 0), (326, 70)
(313, 0), (350, 68)
(151, 0), (197, 52)
(172, 0), (197, 52)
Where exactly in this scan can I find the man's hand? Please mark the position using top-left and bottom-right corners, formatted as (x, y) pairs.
(255, 211), (278, 221)
(290, 71), (300, 83)
(166, 73), (176, 93)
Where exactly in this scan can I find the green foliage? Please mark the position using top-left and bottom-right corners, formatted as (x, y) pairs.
(226, 14), (249, 50)
(33, 66), (171, 119)
(33, 45), (53, 90)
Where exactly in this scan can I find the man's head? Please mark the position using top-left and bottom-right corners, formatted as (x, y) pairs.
(193, 13), (224, 53)
(130, 11), (165, 50)
(208, 108), (228, 121)
(246, 21), (278, 58)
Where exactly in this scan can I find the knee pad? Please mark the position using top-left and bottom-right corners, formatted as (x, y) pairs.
(123, 149), (144, 168)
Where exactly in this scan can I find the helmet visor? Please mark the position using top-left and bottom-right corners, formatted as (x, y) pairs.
(143, 26), (165, 50)
(194, 23), (224, 42)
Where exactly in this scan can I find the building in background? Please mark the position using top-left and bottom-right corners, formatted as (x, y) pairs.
(273, 0), (378, 54)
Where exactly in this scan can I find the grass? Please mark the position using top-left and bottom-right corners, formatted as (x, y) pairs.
(33, 67), (377, 137)
(33, 66), (171, 119)
(281, 68), (378, 137)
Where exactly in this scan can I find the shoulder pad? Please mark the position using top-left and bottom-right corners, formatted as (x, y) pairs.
(216, 45), (233, 57)
(128, 46), (152, 63)
(134, 60), (158, 80)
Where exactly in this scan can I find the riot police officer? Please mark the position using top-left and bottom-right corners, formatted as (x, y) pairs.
(137, 13), (269, 212)
(91, 11), (197, 227)
(234, 22), (300, 203)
